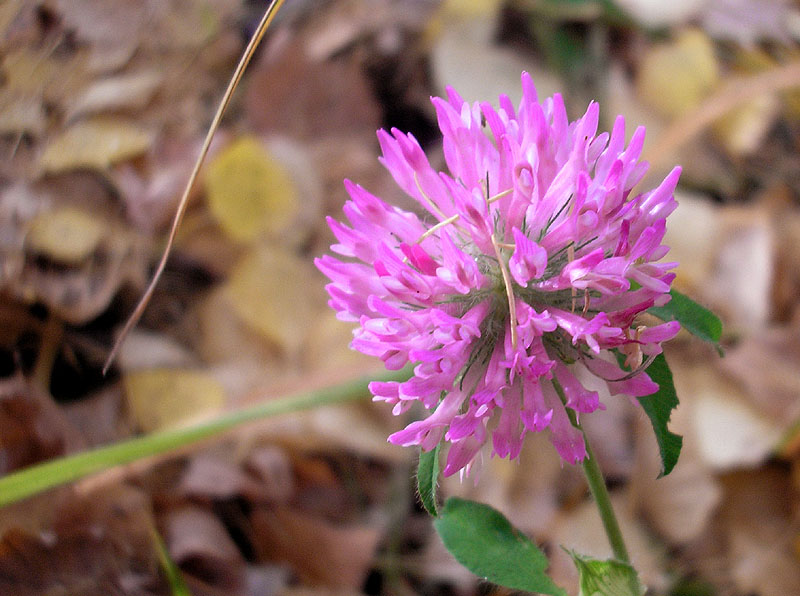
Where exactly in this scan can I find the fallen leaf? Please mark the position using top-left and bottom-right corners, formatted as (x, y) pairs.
(0, 376), (85, 475)
(124, 368), (226, 433)
(719, 318), (800, 427)
(707, 206), (775, 331)
(205, 137), (299, 243)
(720, 468), (800, 596)
(8, 182), (147, 324)
(66, 70), (163, 120)
(244, 445), (295, 503)
(25, 207), (106, 265)
(690, 377), (782, 470)
(631, 368), (722, 545)
(163, 505), (245, 593)
(178, 452), (266, 502)
(0, 99), (46, 137)
(430, 9), (562, 105)
(244, 39), (381, 141)
(613, 0), (706, 27)
(0, 484), (164, 596)
(701, 0), (800, 46)
(662, 191), (722, 293)
(39, 118), (155, 174)
(117, 330), (198, 372)
(636, 29), (720, 119)
(251, 506), (381, 589)
(225, 245), (321, 356)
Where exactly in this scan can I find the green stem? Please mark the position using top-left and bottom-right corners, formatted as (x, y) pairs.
(553, 380), (630, 564)
(579, 426), (630, 564)
(0, 367), (410, 509)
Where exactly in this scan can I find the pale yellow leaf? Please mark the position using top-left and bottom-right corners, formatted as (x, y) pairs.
(25, 207), (106, 265)
(39, 118), (154, 174)
(225, 246), (318, 355)
(439, 0), (503, 18)
(124, 368), (225, 433)
(66, 70), (163, 120)
(636, 29), (720, 119)
(205, 137), (298, 243)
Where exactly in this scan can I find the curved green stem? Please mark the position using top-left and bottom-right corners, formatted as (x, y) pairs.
(579, 427), (630, 564)
(552, 380), (630, 564)
(0, 366), (410, 508)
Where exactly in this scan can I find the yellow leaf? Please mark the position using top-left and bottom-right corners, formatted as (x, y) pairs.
(205, 137), (298, 243)
(25, 207), (106, 265)
(439, 0), (503, 18)
(39, 118), (154, 174)
(226, 246), (318, 356)
(124, 369), (225, 433)
(637, 29), (719, 119)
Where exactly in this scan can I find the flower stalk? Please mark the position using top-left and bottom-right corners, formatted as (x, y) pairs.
(555, 379), (630, 564)
(577, 417), (631, 563)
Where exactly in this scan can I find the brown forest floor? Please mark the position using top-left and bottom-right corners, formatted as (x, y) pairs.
(1, 1), (800, 595)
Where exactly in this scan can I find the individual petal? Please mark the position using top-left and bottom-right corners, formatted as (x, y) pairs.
(509, 227), (548, 285)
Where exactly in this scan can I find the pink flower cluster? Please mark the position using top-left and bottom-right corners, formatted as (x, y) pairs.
(317, 73), (681, 477)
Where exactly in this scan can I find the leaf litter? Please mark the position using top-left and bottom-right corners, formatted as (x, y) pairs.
(0, 1), (799, 595)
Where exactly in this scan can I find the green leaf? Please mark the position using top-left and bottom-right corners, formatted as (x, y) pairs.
(417, 443), (441, 516)
(637, 353), (682, 477)
(434, 497), (566, 595)
(648, 289), (723, 350)
(568, 551), (645, 596)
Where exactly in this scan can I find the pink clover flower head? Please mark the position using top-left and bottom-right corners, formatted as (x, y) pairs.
(316, 72), (681, 478)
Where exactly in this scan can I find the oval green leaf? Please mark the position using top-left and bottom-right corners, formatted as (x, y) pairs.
(637, 353), (682, 477)
(417, 443), (441, 516)
(434, 497), (566, 595)
(648, 289), (723, 350)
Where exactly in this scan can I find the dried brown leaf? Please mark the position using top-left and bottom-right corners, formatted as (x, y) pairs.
(251, 506), (381, 589)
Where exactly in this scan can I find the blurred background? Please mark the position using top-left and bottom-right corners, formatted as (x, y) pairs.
(1, 0), (799, 594)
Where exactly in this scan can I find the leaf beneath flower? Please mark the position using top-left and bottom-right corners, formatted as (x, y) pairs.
(417, 444), (441, 516)
(433, 497), (566, 595)
(637, 353), (682, 477)
(568, 551), (645, 596)
(648, 289), (723, 350)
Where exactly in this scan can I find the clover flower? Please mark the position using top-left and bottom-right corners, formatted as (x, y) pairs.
(316, 73), (681, 477)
